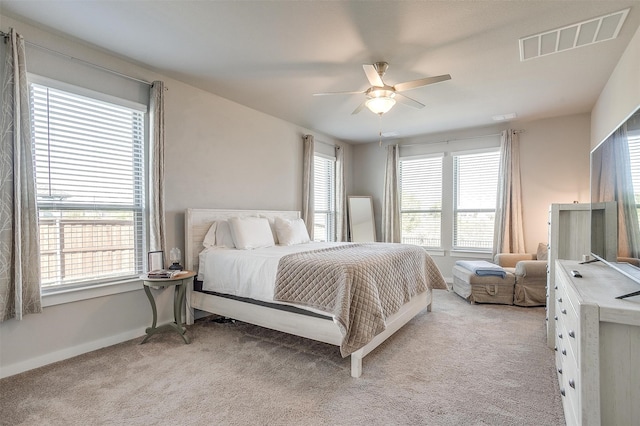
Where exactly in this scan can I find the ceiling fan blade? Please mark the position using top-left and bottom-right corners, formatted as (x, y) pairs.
(395, 93), (425, 109)
(363, 64), (384, 87)
(394, 74), (451, 92)
(352, 102), (366, 115)
(313, 90), (365, 96)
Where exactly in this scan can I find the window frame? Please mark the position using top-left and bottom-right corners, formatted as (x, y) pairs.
(399, 154), (444, 249)
(451, 147), (500, 252)
(28, 74), (149, 297)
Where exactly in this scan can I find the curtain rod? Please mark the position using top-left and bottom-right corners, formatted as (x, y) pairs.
(1, 29), (152, 87)
(398, 129), (524, 148)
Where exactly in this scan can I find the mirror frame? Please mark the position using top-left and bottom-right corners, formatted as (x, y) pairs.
(348, 196), (376, 242)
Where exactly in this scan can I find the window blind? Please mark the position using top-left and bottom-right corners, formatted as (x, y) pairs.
(399, 156), (443, 247)
(313, 155), (336, 242)
(453, 151), (500, 250)
(30, 83), (145, 288)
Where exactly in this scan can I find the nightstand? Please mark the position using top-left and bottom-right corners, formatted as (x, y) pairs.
(140, 270), (196, 344)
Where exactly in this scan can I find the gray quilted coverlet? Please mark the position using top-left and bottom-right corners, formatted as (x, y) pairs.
(273, 243), (447, 356)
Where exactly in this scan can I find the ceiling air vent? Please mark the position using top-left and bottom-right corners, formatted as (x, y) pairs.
(519, 8), (629, 61)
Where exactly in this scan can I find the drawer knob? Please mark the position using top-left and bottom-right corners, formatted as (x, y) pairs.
(558, 333), (563, 339)
(558, 368), (563, 374)
(555, 285), (558, 290)
(562, 349), (567, 356)
(557, 297), (562, 303)
(569, 379), (575, 389)
(554, 346), (558, 352)
(561, 309), (567, 315)
(554, 316), (558, 321)
(560, 388), (566, 397)
(568, 330), (575, 338)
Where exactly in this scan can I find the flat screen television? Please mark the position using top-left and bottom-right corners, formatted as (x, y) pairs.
(590, 106), (640, 298)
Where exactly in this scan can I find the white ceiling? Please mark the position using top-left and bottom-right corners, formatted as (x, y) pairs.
(2, 1), (639, 144)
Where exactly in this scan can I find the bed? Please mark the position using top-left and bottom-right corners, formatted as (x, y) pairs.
(184, 208), (447, 377)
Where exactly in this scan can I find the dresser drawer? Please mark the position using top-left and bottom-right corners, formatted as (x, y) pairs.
(559, 350), (579, 426)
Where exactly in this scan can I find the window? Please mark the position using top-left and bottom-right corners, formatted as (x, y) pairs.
(313, 154), (336, 242)
(30, 80), (146, 290)
(399, 156), (443, 247)
(453, 151), (500, 251)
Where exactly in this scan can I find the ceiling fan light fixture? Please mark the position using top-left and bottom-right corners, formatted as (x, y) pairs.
(366, 97), (396, 115)
(366, 90), (396, 115)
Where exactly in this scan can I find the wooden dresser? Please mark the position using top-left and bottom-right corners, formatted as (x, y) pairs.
(555, 260), (640, 425)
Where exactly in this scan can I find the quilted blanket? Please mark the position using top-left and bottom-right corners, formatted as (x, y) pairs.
(273, 243), (447, 356)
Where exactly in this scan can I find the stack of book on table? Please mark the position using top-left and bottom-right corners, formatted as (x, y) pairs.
(147, 270), (182, 279)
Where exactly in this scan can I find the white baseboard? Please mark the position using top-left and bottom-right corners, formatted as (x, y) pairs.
(0, 328), (146, 379)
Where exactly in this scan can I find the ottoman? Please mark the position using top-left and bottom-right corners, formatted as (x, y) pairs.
(452, 265), (516, 305)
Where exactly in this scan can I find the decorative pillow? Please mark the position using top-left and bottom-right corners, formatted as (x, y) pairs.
(228, 217), (275, 250)
(259, 214), (279, 245)
(215, 220), (236, 248)
(275, 217), (311, 246)
(537, 243), (549, 261)
(202, 222), (217, 248)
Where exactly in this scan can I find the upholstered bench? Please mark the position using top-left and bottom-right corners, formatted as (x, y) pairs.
(452, 264), (516, 305)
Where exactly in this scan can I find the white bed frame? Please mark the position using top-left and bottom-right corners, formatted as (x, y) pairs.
(184, 208), (433, 378)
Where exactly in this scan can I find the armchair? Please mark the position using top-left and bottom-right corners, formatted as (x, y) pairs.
(494, 244), (548, 307)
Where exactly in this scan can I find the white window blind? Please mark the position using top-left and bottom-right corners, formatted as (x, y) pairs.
(399, 156), (443, 247)
(30, 82), (146, 289)
(314, 155), (336, 242)
(453, 150), (500, 250)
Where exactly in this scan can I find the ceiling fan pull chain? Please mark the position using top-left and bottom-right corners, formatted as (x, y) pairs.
(379, 114), (383, 146)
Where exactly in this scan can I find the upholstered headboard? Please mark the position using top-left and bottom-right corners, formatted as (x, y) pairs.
(184, 208), (301, 274)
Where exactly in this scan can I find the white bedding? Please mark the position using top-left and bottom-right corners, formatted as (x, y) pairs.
(198, 242), (344, 304)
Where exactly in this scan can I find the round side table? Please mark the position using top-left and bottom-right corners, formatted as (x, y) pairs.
(140, 270), (196, 344)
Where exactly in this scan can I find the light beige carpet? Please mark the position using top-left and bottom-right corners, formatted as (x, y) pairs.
(1, 290), (564, 425)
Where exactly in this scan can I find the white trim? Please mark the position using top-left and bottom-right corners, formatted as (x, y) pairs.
(42, 278), (142, 307)
(450, 250), (493, 259)
(451, 145), (500, 157)
(28, 73), (148, 112)
(314, 151), (336, 161)
(0, 326), (145, 379)
(399, 152), (445, 161)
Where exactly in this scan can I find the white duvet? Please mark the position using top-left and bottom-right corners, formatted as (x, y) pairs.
(198, 242), (344, 303)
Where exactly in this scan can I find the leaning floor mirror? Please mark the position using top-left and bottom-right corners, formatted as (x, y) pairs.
(348, 196), (376, 242)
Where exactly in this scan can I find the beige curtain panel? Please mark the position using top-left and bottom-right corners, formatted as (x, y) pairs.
(149, 81), (167, 256)
(0, 29), (42, 322)
(335, 145), (348, 242)
(382, 144), (400, 243)
(302, 134), (315, 240)
(493, 129), (526, 256)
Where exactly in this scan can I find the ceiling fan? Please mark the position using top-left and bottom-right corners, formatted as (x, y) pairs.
(313, 62), (451, 115)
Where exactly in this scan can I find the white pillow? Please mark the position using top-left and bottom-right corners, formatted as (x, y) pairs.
(228, 217), (275, 250)
(275, 217), (311, 246)
(203, 222), (217, 248)
(215, 220), (236, 248)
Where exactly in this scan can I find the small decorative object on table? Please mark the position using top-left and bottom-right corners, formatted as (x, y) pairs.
(148, 250), (164, 271)
(168, 247), (183, 270)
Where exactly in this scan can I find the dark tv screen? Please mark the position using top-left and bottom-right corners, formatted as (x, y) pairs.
(590, 107), (640, 278)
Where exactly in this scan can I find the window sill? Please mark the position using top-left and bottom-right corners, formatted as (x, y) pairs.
(450, 250), (493, 259)
(42, 278), (142, 308)
(422, 248), (445, 257)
